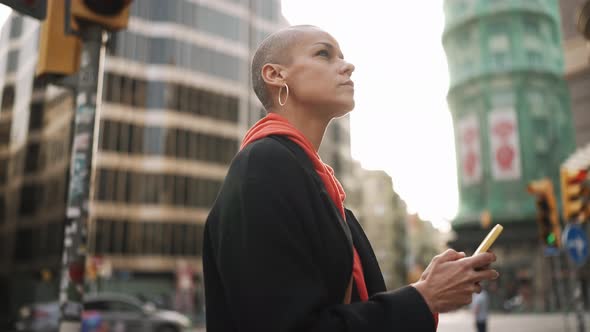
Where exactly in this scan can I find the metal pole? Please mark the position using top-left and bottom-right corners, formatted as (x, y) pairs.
(58, 24), (104, 332)
(566, 257), (587, 332)
(553, 252), (571, 332)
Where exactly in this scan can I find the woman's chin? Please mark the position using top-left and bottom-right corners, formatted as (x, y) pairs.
(334, 103), (355, 118)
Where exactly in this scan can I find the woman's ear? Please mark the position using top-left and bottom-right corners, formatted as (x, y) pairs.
(261, 63), (287, 88)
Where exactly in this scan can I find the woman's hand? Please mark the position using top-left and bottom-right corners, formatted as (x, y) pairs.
(411, 249), (498, 313)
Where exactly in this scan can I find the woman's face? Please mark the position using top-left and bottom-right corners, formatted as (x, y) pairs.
(284, 29), (355, 117)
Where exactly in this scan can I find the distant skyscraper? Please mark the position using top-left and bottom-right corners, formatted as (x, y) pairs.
(0, 0), (288, 324)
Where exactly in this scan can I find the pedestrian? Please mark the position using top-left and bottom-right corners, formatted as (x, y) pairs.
(174, 260), (194, 315)
(472, 282), (490, 332)
(202, 24), (499, 332)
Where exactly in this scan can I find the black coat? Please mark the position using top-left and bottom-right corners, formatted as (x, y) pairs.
(203, 135), (435, 332)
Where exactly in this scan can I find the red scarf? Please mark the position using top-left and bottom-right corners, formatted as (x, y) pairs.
(240, 112), (369, 302)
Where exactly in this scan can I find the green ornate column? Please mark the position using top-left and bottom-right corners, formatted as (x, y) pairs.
(442, 0), (575, 229)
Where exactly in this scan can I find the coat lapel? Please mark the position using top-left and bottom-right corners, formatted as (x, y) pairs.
(269, 135), (353, 247)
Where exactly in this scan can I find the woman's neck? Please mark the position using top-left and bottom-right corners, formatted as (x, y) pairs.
(272, 106), (330, 152)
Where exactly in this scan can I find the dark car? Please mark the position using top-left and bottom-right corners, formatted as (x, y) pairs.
(14, 293), (191, 332)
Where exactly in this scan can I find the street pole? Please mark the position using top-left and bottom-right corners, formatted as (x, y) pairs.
(566, 257), (587, 332)
(552, 252), (571, 332)
(58, 23), (105, 332)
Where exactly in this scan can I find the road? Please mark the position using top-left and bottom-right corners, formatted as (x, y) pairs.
(190, 309), (590, 332)
(438, 309), (590, 332)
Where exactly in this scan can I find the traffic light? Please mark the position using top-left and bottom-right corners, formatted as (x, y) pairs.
(577, 0), (590, 39)
(560, 168), (589, 222)
(0, 0), (47, 19)
(36, 0), (82, 77)
(528, 179), (561, 247)
(70, 0), (132, 31)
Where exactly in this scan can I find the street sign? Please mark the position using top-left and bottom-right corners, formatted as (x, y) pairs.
(0, 0), (46, 20)
(544, 246), (560, 257)
(562, 224), (589, 267)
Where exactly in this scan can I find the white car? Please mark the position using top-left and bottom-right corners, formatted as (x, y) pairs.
(15, 293), (191, 332)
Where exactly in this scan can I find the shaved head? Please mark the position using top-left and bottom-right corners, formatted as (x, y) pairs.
(251, 25), (319, 110)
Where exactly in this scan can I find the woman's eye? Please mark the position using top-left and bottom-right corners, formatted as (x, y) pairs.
(317, 50), (330, 57)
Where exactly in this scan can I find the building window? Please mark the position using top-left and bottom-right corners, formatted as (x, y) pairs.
(131, 123), (144, 154)
(48, 222), (64, 256)
(29, 102), (44, 130)
(24, 142), (40, 174)
(14, 229), (33, 262)
(144, 126), (165, 155)
(1, 85), (15, 111)
(32, 227), (46, 259)
(0, 120), (10, 145)
(96, 168), (223, 209)
(165, 83), (180, 110)
(94, 219), (110, 255)
(121, 76), (134, 106)
(0, 159), (6, 186)
(523, 18), (540, 37)
(133, 79), (147, 108)
(176, 129), (187, 159)
(9, 15), (23, 38)
(100, 120), (119, 152)
(104, 74), (240, 123)
(114, 170), (129, 203)
(117, 123), (131, 153)
(0, 193), (5, 224)
(19, 184), (40, 216)
(527, 50), (542, 66)
(6, 50), (18, 72)
(96, 169), (116, 201)
(491, 52), (507, 68)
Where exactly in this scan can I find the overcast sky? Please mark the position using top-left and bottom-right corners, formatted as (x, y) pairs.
(0, 1), (458, 231)
(281, 1), (457, 231)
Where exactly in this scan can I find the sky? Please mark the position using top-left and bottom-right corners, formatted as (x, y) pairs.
(0, 1), (458, 231)
(281, 1), (458, 231)
(0, 5), (7, 27)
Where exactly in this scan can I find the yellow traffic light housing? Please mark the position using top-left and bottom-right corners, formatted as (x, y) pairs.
(527, 178), (561, 247)
(71, 0), (132, 31)
(36, 0), (82, 77)
(560, 168), (588, 222)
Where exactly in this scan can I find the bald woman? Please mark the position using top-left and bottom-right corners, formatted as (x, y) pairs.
(202, 25), (499, 332)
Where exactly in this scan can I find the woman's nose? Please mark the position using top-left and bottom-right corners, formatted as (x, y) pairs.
(341, 61), (355, 76)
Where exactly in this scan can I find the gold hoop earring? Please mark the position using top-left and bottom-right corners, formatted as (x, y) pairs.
(278, 83), (289, 107)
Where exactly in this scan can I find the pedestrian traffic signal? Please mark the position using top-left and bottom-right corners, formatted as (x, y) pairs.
(528, 179), (561, 247)
(560, 168), (589, 222)
(71, 0), (132, 31)
(36, 0), (82, 77)
(577, 0), (590, 39)
(0, 0), (47, 19)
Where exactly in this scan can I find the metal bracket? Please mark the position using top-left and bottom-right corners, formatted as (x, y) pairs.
(64, 0), (82, 37)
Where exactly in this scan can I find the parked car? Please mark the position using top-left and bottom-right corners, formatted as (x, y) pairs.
(14, 293), (191, 332)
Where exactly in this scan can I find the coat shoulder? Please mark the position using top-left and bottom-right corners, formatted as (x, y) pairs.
(235, 136), (307, 181)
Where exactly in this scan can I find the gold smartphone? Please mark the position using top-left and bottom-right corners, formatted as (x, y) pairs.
(473, 224), (503, 255)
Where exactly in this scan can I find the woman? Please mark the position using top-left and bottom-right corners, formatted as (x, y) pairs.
(202, 25), (498, 332)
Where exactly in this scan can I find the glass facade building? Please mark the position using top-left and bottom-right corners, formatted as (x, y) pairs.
(0, 0), (293, 325)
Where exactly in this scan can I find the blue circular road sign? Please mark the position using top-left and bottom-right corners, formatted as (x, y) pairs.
(563, 224), (589, 267)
